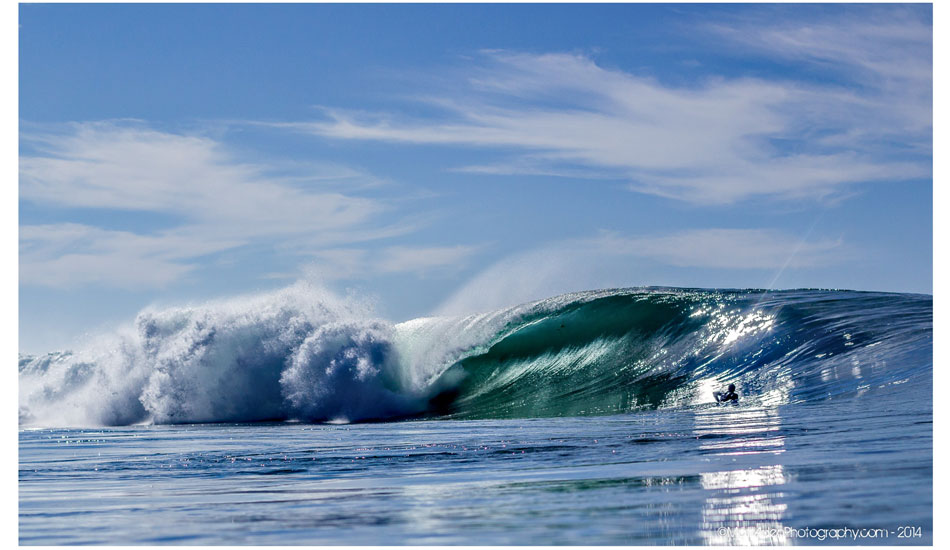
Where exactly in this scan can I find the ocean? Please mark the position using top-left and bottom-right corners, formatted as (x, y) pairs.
(19, 286), (933, 545)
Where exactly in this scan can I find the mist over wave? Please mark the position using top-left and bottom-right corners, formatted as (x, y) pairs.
(19, 282), (932, 427)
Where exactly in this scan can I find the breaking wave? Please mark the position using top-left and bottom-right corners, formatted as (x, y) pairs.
(19, 283), (932, 426)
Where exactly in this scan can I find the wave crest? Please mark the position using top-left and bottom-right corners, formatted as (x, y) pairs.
(18, 285), (932, 427)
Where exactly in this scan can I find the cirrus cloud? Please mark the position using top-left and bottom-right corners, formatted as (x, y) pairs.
(282, 11), (930, 204)
(19, 122), (468, 289)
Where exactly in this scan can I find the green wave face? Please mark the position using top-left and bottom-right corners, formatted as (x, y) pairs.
(429, 289), (932, 419)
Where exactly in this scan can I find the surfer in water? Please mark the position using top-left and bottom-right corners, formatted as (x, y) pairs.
(714, 383), (739, 404)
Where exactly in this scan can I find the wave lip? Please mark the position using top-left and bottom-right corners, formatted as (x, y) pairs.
(19, 286), (932, 427)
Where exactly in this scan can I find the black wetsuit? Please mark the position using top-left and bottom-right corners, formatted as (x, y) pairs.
(719, 391), (738, 403)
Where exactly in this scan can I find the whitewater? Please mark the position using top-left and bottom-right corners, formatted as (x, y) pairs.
(19, 283), (932, 544)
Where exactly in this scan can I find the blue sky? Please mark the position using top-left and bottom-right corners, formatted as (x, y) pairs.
(18, 3), (933, 354)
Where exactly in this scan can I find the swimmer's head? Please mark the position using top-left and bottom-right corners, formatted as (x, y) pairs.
(728, 384), (736, 392)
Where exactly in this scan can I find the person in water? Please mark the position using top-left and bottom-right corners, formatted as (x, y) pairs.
(714, 384), (739, 403)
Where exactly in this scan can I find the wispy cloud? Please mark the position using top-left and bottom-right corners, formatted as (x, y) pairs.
(282, 11), (930, 204)
(711, 7), (931, 92)
(19, 224), (238, 289)
(436, 228), (848, 315)
(707, 7), (932, 151)
(18, 122), (422, 288)
(20, 122), (384, 233)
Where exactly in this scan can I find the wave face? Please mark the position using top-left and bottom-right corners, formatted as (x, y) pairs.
(19, 285), (932, 426)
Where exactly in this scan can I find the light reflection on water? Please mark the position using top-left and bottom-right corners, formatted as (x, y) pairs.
(695, 406), (790, 545)
(20, 394), (932, 545)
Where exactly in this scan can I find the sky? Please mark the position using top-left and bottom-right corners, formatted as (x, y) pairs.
(17, 3), (933, 354)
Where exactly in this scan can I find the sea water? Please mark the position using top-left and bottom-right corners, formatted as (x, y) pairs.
(19, 287), (933, 544)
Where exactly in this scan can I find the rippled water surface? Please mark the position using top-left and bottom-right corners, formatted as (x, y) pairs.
(20, 392), (931, 545)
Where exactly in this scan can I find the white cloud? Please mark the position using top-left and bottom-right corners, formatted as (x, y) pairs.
(18, 122), (419, 289)
(20, 122), (383, 234)
(707, 8), (932, 152)
(284, 13), (930, 203)
(712, 8), (931, 93)
(19, 224), (240, 288)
